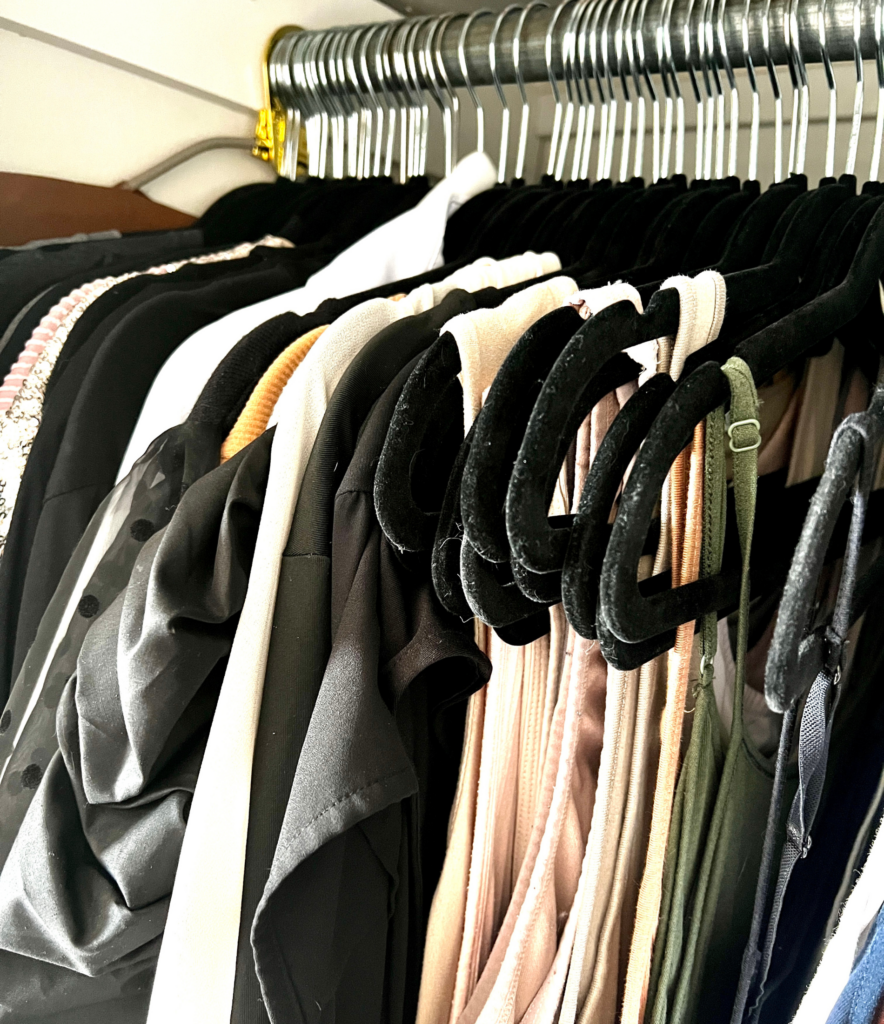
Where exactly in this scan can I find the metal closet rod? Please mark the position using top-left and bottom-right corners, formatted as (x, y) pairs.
(273, 0), (878, 89)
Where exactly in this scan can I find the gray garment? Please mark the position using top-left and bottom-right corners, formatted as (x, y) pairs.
(0, 432), (271, 1023)
(0, 421), (219, 871)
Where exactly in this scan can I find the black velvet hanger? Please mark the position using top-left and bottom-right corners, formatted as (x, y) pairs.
(601, 181), (739, 287)
(420, 308), (588, 627)
(466, 183), (555, 259)
(715, 176), (805, 270)
(594, 468), (884, 670)
(561, 374), (676, 637)
(458, 350), (641, 626)
(374, 332), (465, 553)
(443, 183), (516, 261)
(459, 307), (585, 561)
(373, 179), (670, 579)
(453, 180), (779, 621)
(723, 191), (881, 351)
(413, 306), (640, 637)
(528, 179), (614, 253)
(682, 180), (761, 271)
(430, 425), (550, 645)
(764, 385), (884, 712)
(459, 182), (829, 627)
(565, 177), (686, 275)
(598, 200), (884, 647)
(460, 538), (547, 622)
(557, 196), (883, 645)
(504, 179), (852, 579)
(501, 182), (580, 257)
(551, 179), (645, 263)
(431, 425), (475, 620)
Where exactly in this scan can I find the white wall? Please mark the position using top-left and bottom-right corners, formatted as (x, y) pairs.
(0, 0), (399, 216)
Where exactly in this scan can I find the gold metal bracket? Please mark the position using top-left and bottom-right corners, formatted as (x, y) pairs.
(253, 25), (306, 175)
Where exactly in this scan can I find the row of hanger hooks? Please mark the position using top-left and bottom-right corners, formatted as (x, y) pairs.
(268, 0), (884, 186)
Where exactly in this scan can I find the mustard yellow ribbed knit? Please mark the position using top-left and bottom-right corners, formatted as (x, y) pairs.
(220, 324), (328, 462)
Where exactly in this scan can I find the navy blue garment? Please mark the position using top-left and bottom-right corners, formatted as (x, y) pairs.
(826, 901), (884, 1024)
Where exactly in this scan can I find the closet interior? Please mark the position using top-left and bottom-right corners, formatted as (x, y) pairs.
(0, 1), (884, 1023)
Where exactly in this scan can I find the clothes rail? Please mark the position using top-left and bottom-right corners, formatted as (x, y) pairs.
(269, 0), (880, 93)
(263, 0), (884, 186)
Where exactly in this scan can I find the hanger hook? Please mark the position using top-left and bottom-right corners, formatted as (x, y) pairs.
(545, 0), (575, 178)
(586, 0), (610, 180)
(682, 0), (705, 178)
(335, 29), (358, 178)
(391, 21), (414, 181)
(795, 0), (810, 175)
(577, 0), (603, 179)
(358, 25), (385, 177)
(423, 17), (450, 176)
(434, 14), (462, 172)
(459, 9), (493, 155)
(785, 0), (808, 175)
(514, 2), (548, 180)
(845, 0), (864, 175)
(309, 32), (332, 179)
(335, 29), (360, 179)
(373, 23), (397, 178)
(344, 27), (369, 179)
(403, 19), (429, 179)
(290, 34), (317, 177)
(301, 32), (323, 177)
(558, 0), (580, 179)
(818, 0), (837, 177)
(717, 0), (739, 177)
(490, 6), (520, 182)
(741, 0), (760, 179)
(557, 0), (583, 180)
(697, 0), (718, 178)
(666, 0), (686, 175)
(567, 0), (594, 181)
(599, 0), (620, 179)
(270, 33), (296, 179)
(872, 0), (884, 179)
(406, 18), (432, 177)
(622, 0), (645, 179)
(762, 0), (784, 180)
(704, 0), (725, 178)
(395, 20), (418, 180)
(324, 31), (348, 179)
(615, 0), (636, 182)
(351, 27), (374, 177)
(647, 0), (669, 180)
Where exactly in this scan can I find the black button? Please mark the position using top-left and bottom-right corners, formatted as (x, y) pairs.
(130, 518), (156, 542)
(77, 594), (100, 618)
(21, 763), (43, 789)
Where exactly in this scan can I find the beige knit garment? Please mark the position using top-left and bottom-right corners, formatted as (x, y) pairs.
(415, 276), (577, 1024)
(448, 420), (595, 1024)
(448, 284), (645, 1024)
(450, 278), (578, 1022)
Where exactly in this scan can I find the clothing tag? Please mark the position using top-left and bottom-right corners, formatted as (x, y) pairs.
(625, 340), (658, 389)
(565, 282), (656, 386)
(565, 280), (643, 319)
